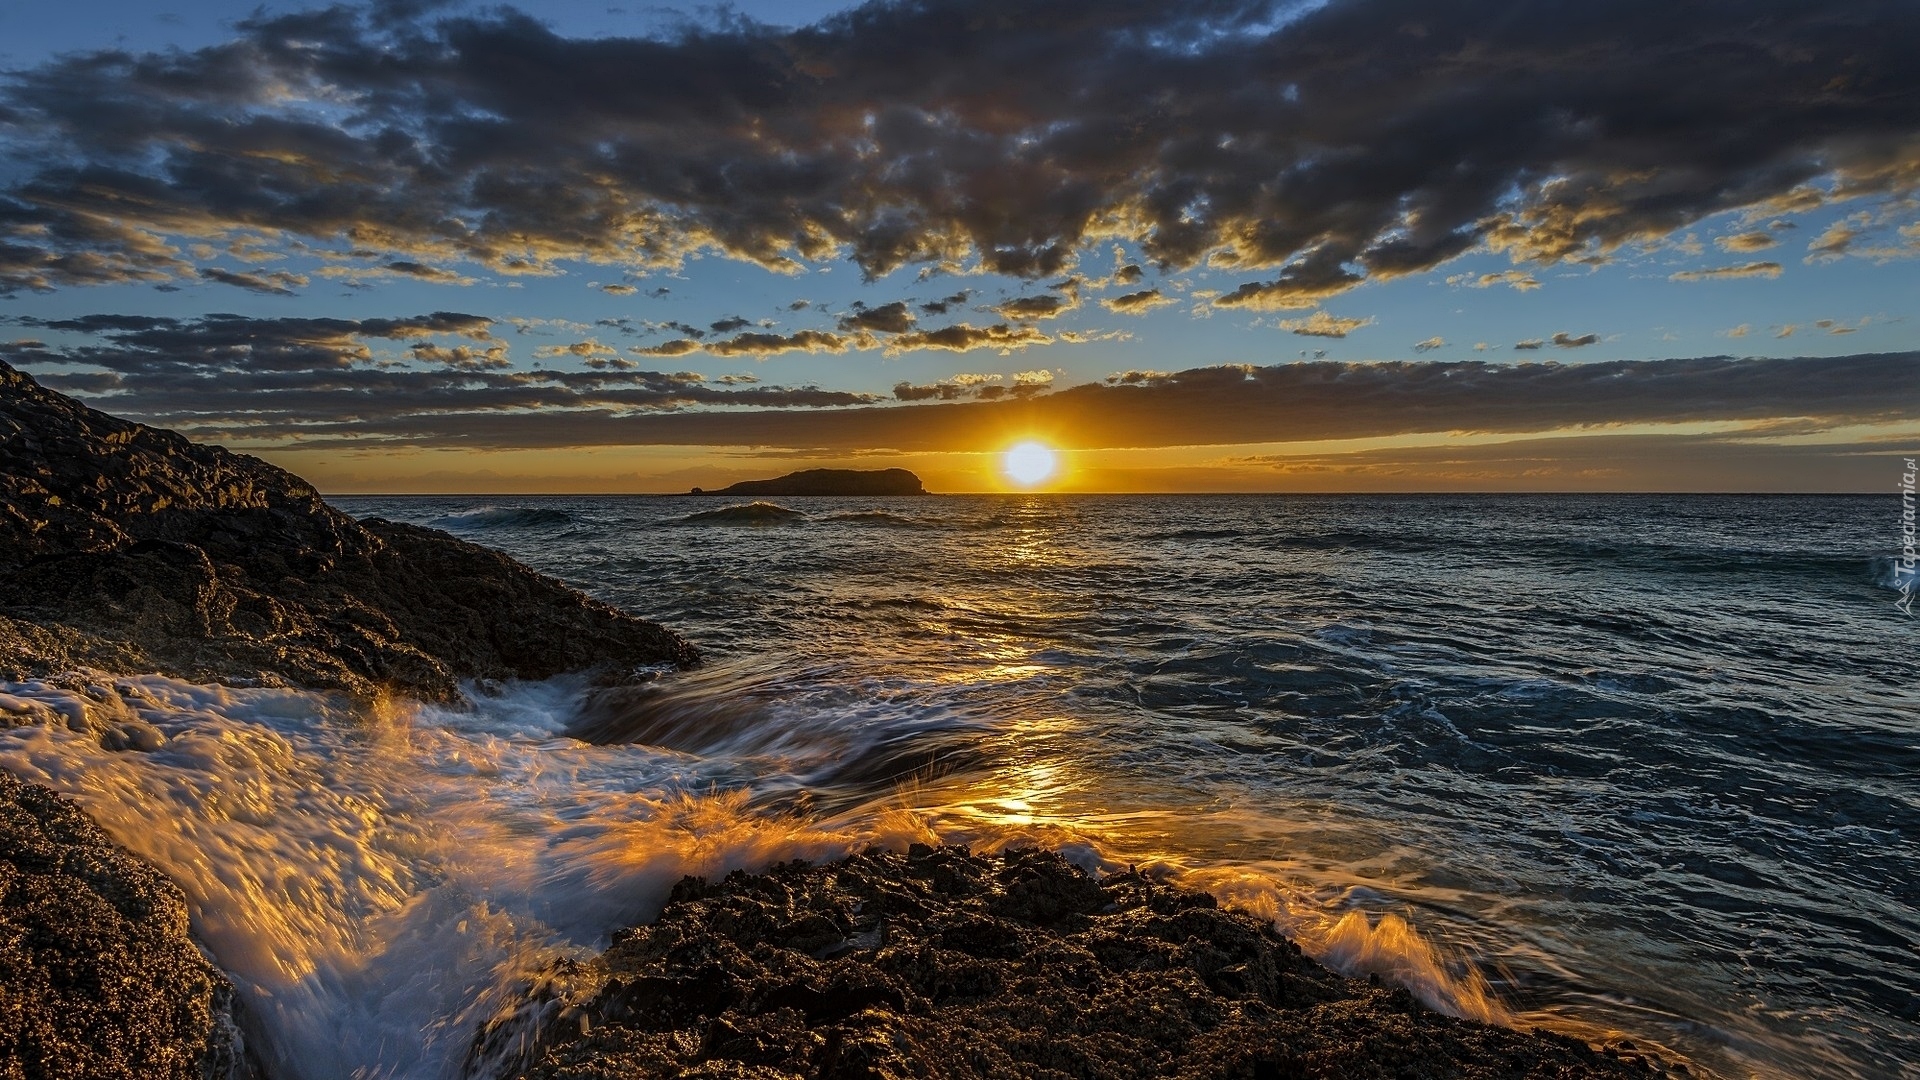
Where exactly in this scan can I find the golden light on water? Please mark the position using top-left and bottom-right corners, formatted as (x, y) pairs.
(1001, 441), (1058, 487)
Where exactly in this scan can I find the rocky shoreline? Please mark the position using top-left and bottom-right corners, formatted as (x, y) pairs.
(510, 845), (1667, 1080)
(1, 364), (1670, 1078)
(0, 770), (265, 1080)
(0, 360), (696, 704)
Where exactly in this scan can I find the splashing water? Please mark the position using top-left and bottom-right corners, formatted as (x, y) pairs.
(0, 669), (1500, 1079)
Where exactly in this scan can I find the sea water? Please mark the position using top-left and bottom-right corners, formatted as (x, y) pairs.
(2, 494), (1913, 1079)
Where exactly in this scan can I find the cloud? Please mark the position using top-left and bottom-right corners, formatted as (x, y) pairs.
(382, 260), (470, 284)
(1212, 255), (1364, 311)
(199, 267), (310, 295)
(837, 300), (916, 334)
(992, 294), (1075, 321)
(1806, 216), (1867, 261)
(1446, 269), (1542, 292)
(1668, 261), (1784, 281)
(4, 0), (1916, 297)
(701, 329), (859, 358)
(1514, 339), (1545, 350)
(1549, 331), (1599, 348)
(918, 291), (973, 316)
(1715, 231), (1778, 253)
(637, 339), (702, 357)
(0, 312), (881, 438)
(599, 283), (638, 295)
(22, 347), (1907, 455)
(1723, 324), (1750, 338)
(1101, 288), (1174, 314)
(709, 316), (752, 334)
(1413, 336), (1446, 353)
(1275, 310), (1373, 338)
(410, 342), (508, 369)
(1106, 369), (1172, 385)
(532, 339), (620, 360)
(891, 371), (1009, 401)
(883, 322), (1051, 355)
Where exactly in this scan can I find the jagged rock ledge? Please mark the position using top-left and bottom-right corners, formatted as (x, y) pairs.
(691, 468), (928, 497)
(0, 360), (695, 703)
(0, 771), (265, 1080)
(505, 845), (1669, 1079)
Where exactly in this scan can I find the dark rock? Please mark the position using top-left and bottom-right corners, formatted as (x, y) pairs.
(505, 846), (1658, 1079)
(0, 360), (695, 702)
(0, 771), (265, 1080)
(690, 468), (927, 497)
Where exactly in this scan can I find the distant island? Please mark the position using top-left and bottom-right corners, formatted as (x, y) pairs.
(691, 467), (928, 496)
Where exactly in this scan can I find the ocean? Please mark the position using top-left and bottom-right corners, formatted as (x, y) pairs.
(2, 494), (1914, 1079)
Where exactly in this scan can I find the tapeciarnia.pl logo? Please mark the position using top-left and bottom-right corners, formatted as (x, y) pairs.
(1898, 457), (1916, 618)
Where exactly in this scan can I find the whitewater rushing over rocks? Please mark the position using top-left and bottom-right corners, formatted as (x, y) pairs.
(0, 672), (1591, 1080)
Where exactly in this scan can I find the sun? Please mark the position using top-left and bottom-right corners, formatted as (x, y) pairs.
(1002, 441), (1058, 487)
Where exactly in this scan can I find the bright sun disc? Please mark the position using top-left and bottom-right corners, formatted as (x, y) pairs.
(1002, 441), (1057, 486)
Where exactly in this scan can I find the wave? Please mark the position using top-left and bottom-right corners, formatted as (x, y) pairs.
(678, 501), (807, 525)
(1143, 527), (1246, 542)
(1870, 554), (1918, 591)
(820, 509), (944, 529)
(430, 506), (577, 530)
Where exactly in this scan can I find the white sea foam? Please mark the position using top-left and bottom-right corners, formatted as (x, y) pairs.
(0, 674), (862, 1080)
(0, 671), (1516, 1079)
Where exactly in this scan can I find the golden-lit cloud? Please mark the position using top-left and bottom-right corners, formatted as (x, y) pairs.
(1101, 288), (1175, 314)
(1715, 231), (1778, 253)
(1275, 311), (1374, 338)
(1669, 262), (1784, 281)
(1446, 269), (1542, 292)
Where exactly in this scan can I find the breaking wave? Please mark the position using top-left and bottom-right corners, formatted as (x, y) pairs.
(678, 501), (807, 525)
(429, 506), (578, 530)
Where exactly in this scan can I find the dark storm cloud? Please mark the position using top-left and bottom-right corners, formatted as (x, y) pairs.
(3, 0), (1915, 294)
(199, 267), (309, 295)
(1101, 288), (1173, 314)
(19, 327), (1911, 453)
(918, 291), (972, 316)
(0, 312), (879, 433)
(837, 300), (916, 334)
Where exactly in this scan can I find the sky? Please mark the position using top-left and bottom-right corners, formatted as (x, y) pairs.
(0, 0), (1916, 493)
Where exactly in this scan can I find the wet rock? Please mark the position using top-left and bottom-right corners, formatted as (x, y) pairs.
(0, 360), (695, 702)
(0, 771), (265, 1080)
(508, 846), (1656, 1079)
